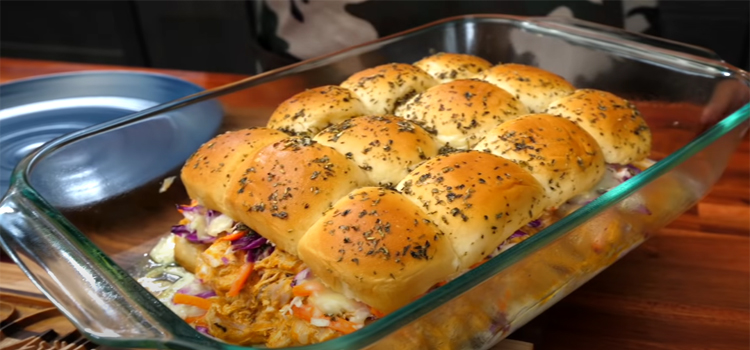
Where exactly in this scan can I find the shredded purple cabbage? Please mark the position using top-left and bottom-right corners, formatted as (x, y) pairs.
(194, 290), (217, 299)
(171, 204), (220, 244)
(509, 230), (529, 240)
(258, 245), (275, 260)
(196, 326), (210, 335)
(172, 204), (274, 261)
(527, 219), (542, 228)
(292, 268), (311, 287)
(171, 225), (216, 244)
(233, 236), (269, 251)
(231, 231), (274, 262)
(206, 209), (221, 221)
(176, 287), (216, 299)
(626, 164), (642, 174)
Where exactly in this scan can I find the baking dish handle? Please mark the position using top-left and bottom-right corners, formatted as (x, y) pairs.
(0, 187), (219, 349)
(526, 16), (723, 61)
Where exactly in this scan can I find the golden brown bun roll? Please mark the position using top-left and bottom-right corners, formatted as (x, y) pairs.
(173, 236), (208, 274)
(225, 137), (368, 255)
(181, 128), (288, 211)
(396, 151), (547, 268)
(340, 63), (438, 115)
(474, 114), (606, 208)
(546, 89), (652, 164)
(298, 187), (460, 313)
(394, 79), (529, 149)
(476, 64), (575, 113)
(266, 85), (368, 135)
(313, 116), (438, 187)
(413, 52), (493, 83)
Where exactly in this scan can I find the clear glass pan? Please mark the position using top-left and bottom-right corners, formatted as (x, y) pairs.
(1, 15), (749, 350)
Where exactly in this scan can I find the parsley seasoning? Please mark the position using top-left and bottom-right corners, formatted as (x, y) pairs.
(410, 241), (431, 260)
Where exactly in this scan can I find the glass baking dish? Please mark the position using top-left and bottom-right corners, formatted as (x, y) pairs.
(1, 15), (749, 350)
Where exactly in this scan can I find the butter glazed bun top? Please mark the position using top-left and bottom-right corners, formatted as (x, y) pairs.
(413, 52), (493, 83)
(176, 52), (654, 328)
(226, 137), (368, 255)
(395, 79), (529, 149)
(313, 115), (439, 187)
(546, 89), (651, 164)
(181, 127), (288, 211)
(267, 85), (368, 135)
(397, 151), (547, 269)
(298, 187), (460, 313)
(340, 63), (438, 115)
(474, 114), (606, 208)
(476, 63), (575, 113)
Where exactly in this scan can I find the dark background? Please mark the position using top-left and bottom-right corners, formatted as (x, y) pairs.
(1, 0), (748, 75)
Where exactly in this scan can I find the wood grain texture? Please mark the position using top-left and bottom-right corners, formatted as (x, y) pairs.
(0, 58), (747, 350)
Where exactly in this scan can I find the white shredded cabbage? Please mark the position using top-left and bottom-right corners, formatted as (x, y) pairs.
(207, 214), (234, 237)
(310, 318), (331, 327)
(159, 176), (176, 193)
(308, 289), (362, 316)
(149, 235), (176, 264)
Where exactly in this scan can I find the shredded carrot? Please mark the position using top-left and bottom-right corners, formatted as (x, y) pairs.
(293, 304), (360, 335)
(369, 307), (386, 319)
(173, 293), (212, 310)
(220, 231), (247, 241)
(292, 281), (324, 297)
(184, 313), (206, 324)
(292, 304), (315, 321)
(226, 262), (254, 297)
(329, 318), (360, 334)
(434, 281), (448, 288)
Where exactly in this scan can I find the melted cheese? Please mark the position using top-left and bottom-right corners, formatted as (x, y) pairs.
(185, 211), (206, 234)
(308, 288), (361, 316)
(207, 214), (234, 236)
(149, 235), (176, 264)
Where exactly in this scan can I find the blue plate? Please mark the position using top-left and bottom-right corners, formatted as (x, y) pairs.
(0, 71), (223, 207)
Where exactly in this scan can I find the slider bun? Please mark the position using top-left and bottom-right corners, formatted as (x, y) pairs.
(397, 151), (547, 269)
(181, 128), (288, 211)
(298, 187), (460, 313)
(267, 85), (368, 135)
(546, 89), (651, 164)
(395, 79), (529, 149)
(313, 115), (439, 187)
(173, 236), (208, 274)
(225, 137), (368, 255)
(474, 114), (606, 208)
(340, 63), (438, 115)
(476, 64), (575, 113)
(413, 52), (493, 83)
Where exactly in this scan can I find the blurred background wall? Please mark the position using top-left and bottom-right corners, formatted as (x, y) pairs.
(1, 0), (747, 75)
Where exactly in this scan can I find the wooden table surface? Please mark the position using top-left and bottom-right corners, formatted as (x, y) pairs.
(0, 58), (748, 350)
